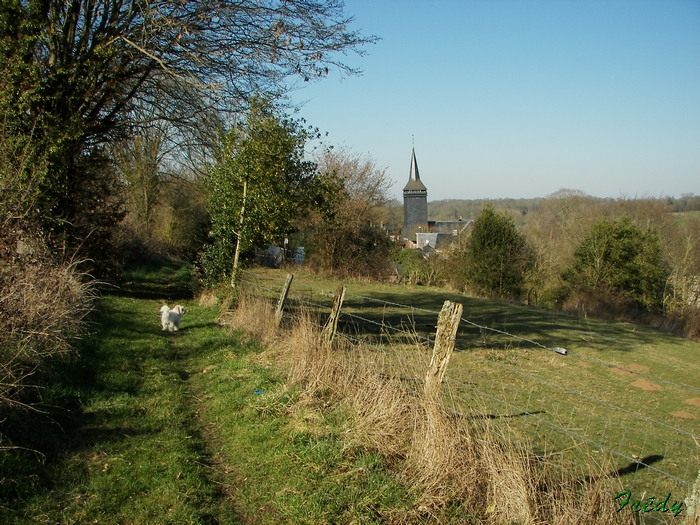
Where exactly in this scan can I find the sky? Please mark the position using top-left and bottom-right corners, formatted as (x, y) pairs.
(288, 0), (700, 202)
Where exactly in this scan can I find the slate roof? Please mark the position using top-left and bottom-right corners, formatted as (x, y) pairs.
(403, 148), (427, 192)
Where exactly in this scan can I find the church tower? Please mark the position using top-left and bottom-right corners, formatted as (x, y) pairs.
(403, 147), (428, 238)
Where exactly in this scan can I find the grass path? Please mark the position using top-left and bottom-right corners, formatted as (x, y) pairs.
(0, 264), (412, 524)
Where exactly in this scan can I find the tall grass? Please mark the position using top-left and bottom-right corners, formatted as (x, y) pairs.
(222, 290), (637, 524)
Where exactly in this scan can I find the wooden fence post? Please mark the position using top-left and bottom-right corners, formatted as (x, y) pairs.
(321, 285), (346, 347)
(686, 469), (700, 525)
(275, 273), (294, 327)
(424, 300), (463, 403)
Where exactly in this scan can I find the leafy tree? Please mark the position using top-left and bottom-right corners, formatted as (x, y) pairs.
(203, 99), (318, 285)
(0, 0), (375, 268)
(463, 204), (528, 299)
(564, 216), (666, 311)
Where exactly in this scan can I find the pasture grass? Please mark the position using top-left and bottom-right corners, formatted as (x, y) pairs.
(224, 285), (637, 524)
(2, 261), (694, 524)
(240, 267), (700, 507)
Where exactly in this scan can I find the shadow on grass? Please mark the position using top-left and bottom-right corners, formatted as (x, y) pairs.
(613, 454), (665, 478)
(0, 263), (244, 524)
(108, 260), (195, 301)
(322, 286), (670, 353)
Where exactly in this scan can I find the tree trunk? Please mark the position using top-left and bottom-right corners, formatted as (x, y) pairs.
(231, 179), (247, 288)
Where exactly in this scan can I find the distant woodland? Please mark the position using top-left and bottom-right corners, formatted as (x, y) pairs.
(382, 193), (700, 231)
(426, 193), (700, 224)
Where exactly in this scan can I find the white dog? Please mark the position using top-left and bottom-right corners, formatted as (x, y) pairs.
(160, 305), (185, 332)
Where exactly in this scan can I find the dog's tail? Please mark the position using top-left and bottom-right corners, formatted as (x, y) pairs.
(160, 305), (170, 313)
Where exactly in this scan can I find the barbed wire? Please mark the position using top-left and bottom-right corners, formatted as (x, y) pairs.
(237, 273), (699, 495)
(445, 376), (693, 488)
(239, 273), (700, 439)
(455, 349), (697, 440)
(241, 273), (699, 396)
(239, 278), (700, 438)
(565, 351), (700, 395)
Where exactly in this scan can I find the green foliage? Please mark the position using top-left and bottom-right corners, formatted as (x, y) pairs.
(1, 0), (374, 275)
(463, 204), (529, 299)
(393, 248), (436, 285)
(203, 99), (318, 283)
(564, 216), (667, 311)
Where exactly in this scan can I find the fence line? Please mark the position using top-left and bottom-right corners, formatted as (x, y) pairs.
(236, 272), (700, 507)
(240, 274), (699, 394)
(457, 349), (698, 440)
(445, 376), (692, 487)
(238, 275), (699, 440)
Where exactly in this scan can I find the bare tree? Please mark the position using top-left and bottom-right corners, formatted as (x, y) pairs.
(3, 0), (376, 144)
(315, 146), (393, 208)
(299, 147), (395, 278)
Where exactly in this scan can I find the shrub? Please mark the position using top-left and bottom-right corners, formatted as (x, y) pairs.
(463, 204), (529, 299)
(564, 216), (666, 312)
(393, 248), (436, 285)
(0, 237), (95, 422)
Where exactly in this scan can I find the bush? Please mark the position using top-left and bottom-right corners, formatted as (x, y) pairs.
(393, 248), (437, 285)
(0, 237), (95, 422)
(462, 204), (529, 299)
(304, 210), (396, 280)
(563, 216), (666, 312)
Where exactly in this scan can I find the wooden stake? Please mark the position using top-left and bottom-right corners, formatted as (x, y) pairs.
(275, 273), (294, 327)
(686, 469), (700, 525)
(424, 300), (463, 402)
(321, 285), (346, 347)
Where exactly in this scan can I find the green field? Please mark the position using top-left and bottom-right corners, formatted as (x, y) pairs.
(240, 267), (700, 511)
(0, 263), (415, 524)
(2, 262), (697, 524)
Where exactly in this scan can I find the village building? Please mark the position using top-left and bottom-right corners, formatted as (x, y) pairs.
(402, 148), (471, 250)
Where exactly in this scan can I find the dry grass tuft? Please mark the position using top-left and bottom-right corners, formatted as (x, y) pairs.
(231, 293), (638, 524)
(0, 238), (96, 419)
(218, 291), (279, 347)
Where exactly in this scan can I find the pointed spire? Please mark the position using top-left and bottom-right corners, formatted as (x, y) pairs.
(409, 148), (420, 181)
(403, 146), (427, 192)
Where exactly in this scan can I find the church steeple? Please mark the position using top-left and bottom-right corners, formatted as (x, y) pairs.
(403, 148), (427, 192)
(402, 146), (428, 237)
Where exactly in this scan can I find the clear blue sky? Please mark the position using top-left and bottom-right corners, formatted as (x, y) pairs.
(289, 0), (700, 202)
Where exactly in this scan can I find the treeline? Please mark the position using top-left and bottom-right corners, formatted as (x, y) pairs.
(394, 190), (700, 339)
(0, 0), (373, 436)
(427, 193), (700, 224)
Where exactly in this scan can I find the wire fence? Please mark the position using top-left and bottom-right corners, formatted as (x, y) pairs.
(238, 272), (700, 523)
